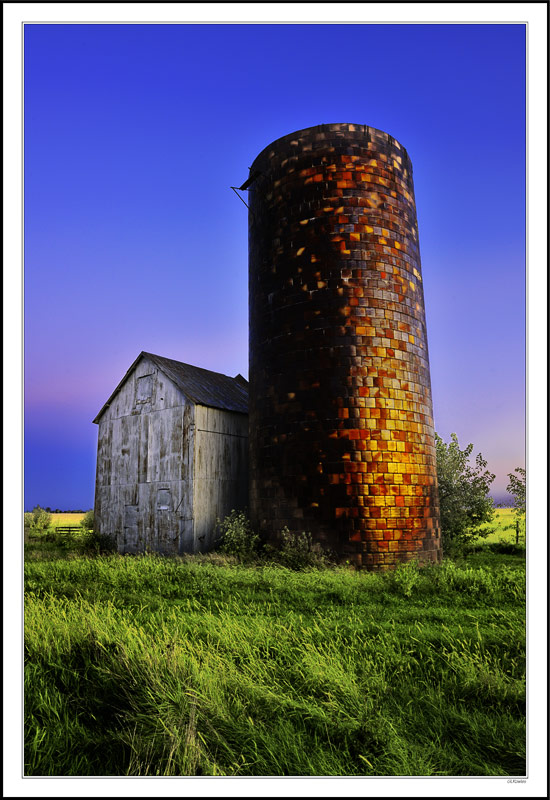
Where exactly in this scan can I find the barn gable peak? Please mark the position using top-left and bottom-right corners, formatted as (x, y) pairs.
(93, 351), (248, 423)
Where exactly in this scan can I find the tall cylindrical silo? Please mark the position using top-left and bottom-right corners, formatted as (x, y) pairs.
(248, 123), (441, 568)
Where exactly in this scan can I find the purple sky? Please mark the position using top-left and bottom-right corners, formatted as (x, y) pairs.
(24, 23), (526, 509)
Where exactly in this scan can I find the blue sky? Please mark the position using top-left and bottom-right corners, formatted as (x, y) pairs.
(24, 22), (526, 508)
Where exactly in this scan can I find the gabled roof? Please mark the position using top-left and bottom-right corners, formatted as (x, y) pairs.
(93, 351), (248, 423)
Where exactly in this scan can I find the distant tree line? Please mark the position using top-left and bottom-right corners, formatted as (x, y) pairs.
(24, 507), (89, 514)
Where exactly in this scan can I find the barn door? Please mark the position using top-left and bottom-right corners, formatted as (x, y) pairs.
(123, 504), (139, 552)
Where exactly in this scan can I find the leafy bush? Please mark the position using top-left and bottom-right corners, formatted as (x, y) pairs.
(391, 561), (421, 597)
(216, 510), (259, 560)
(30, 506), (52, 532)
(84, 530), (118, 555)
(24, 512), (33, 543)
(266, 527), (331, 571)
(80, 509), (94, 531)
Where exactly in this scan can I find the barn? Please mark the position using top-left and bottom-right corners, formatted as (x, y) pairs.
(93, 351), (249, 554)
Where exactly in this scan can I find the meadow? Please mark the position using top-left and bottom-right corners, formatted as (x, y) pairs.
(473, 507), (524, 545)
(24, 523), (526, 778)
(49, 512), (86, 526)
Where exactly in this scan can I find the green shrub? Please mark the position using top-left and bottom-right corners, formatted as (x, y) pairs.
(80, 509), (94, 531)
(266, 527), (332, 571)
(391, 561), (421, 597)
(216, 510), (259, 560)
(83, 529), (118, 555)
(24, 512), (33, 543)
(30, 506), (52, 532)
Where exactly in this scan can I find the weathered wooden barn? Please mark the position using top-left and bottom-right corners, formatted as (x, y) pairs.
(93, 352), (248, 554)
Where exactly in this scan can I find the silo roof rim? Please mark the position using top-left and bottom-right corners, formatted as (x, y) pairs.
(250, 123), (410, 171)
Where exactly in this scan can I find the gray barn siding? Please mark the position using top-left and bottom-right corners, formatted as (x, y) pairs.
(193, 406), (249, 551)
(94, 356), (195, 554)
(94, 355), (248, 554)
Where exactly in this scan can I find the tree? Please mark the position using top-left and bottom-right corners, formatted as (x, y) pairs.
(506, 467), (526, 544)
(506, 467), (526, 515)
(435, 432), (495, 552)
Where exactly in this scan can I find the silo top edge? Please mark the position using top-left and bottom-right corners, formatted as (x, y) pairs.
(250, 123), (411, 172)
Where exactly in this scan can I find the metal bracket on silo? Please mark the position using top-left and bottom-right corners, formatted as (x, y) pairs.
(230, 186), (250, 209)
(230, 168), (262, 214)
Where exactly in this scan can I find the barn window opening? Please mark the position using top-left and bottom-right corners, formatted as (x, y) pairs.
(136, 374), (154, 403)
(157, 488), (172, 511)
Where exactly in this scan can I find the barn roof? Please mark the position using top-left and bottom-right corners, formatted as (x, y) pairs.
(93, 351), (248, 423)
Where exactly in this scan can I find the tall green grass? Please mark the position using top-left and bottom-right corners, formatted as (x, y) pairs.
(24, 551), (526, 777)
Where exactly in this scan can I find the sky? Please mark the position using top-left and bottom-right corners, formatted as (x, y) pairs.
(23, 22), (526, 509)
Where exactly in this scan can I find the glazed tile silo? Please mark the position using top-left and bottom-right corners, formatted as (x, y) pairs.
(248, 123), (441, 568)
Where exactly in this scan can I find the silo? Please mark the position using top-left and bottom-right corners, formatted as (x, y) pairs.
(247, 123), (441, 568)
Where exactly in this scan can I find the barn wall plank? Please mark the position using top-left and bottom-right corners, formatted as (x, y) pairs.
(193, 406), (249, 551)
(94, 356), (196, 553)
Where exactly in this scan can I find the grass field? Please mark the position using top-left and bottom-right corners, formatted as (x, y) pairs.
(49, 512), (86, 526)
(24, 531), (526, 778)
(473, 508), (524, 545)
